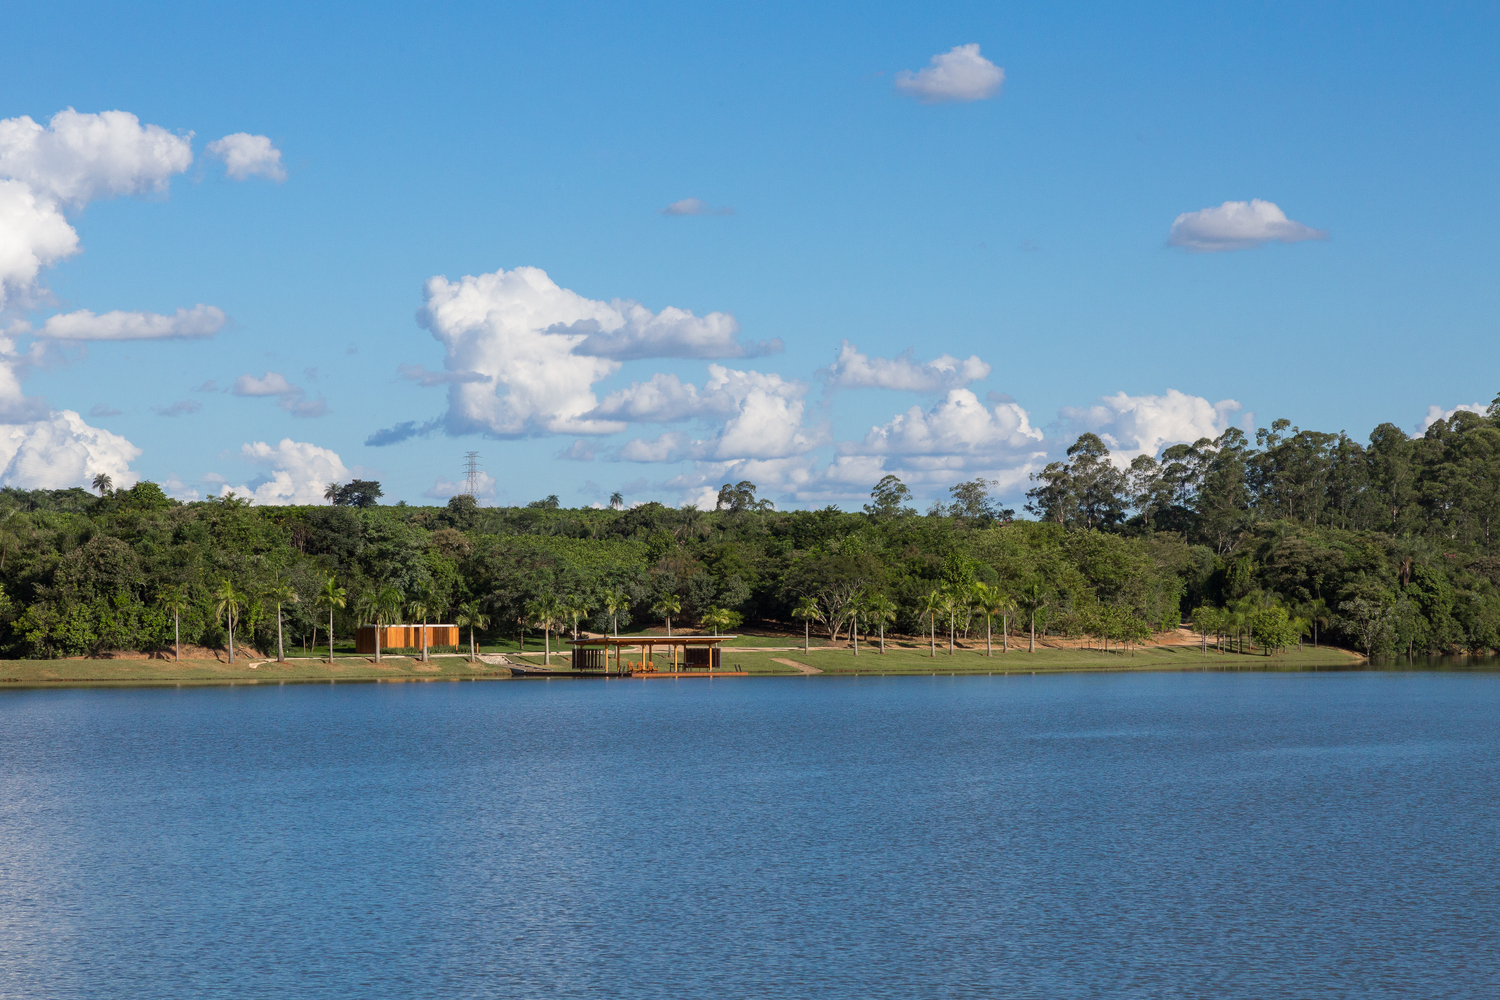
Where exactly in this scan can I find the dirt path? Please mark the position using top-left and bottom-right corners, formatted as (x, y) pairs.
(772, 657), (822, 675)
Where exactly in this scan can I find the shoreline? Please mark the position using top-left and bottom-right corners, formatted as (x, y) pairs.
(0, 644), (1419, 690)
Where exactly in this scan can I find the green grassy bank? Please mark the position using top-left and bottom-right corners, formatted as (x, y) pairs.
(0, 655), (512, 688)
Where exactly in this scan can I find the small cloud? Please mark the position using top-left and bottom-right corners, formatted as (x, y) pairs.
(205, 133), (287, 182)
(202, 472), (227, 484)
(346, 345), (358, 355)
(659, 197), (734, 217)
(1018, 240), (1041, 252)
(561, 440), (597, 461)
(303, 367), (319, 381)
(231, 371), (327, 418)
(365, 419), (441, 447)
(896, 44), (1004, 103)
(89, 403), (122, 417)
(1168, 199), (1328, 253)
(38, 305), (226, 341)
(233, 372), (297, 397)
(821, 342), (991, 393)
(153, 399), (202, 417)
(193, 379), (219, 392)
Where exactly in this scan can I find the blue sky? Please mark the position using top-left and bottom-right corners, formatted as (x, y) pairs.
(3, 1), (1497, 509)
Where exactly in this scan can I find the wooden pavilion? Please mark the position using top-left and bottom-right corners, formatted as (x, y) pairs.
(565, 635), (737, 675)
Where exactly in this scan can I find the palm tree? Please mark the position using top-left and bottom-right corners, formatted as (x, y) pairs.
(373, 584), (403, 663)
(973, 583), (1015, 657)
(407, 596), (431, 661)
(791, 595), (821, 652)
(158, 585), (188, 662)
(1016, 582), (1048, 653)
(323, 482), (340, 505)
(604, 588), (630, 636)
(917, 590), (945, 657)
(214, 579), (243, 664)
(609, 491), (624, 510)
(939, 586), (965, 655)
(456, 601), (489, 662)
(652, 594), (682, 636)
(863, 593), (897, 654)
(268, 581), (297, 663)
(315, 576), (346, 663)
(566, 598), (593, 640)
(526, 595), (564, 665)
(92, 472), (112, 495)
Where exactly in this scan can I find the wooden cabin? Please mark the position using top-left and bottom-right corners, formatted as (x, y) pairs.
(356, 624), (460, 654)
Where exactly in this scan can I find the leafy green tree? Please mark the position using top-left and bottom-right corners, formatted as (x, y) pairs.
(527, 495), (561, 509)
(864, 475), (914, 520)
(1191, 605), (1221, 655)
(1339, 597), (1391, 658)
(716, 480), (774, 513)
(1251, 605), (1300, 655)
(328, 480), (384, 508)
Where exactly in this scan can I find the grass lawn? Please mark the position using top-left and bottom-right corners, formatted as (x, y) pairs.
(0, 655), (512, 687)
(751, 643), (1363, 674)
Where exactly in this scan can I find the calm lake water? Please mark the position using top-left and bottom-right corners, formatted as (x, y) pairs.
(0, 672), (1496, 999)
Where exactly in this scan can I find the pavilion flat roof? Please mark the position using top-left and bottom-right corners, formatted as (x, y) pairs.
(565, 635), (737, 645)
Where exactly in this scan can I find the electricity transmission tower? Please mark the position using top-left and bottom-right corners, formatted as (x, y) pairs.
(462, 452), (482, 499)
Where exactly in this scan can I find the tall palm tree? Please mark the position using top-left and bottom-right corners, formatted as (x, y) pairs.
(791, 596), (821, 652)
(1016, 583), (1048, 653)
(973, 583), (1015, 658)
(652, 594), (682, 636)
(604, 588), (630, 636)
(526, 595), (564, 665)
(917, 590), (945, 657)
(456, 601), (489, 662)
(566, 597), (593, 640)
(407, 596), (431, 661)
(373, 584), (404, 663)
(609, 491), (624, 510)
(315, 576), (346, 663)
(158, 585), (188, 662)
(863, 593), (897, 654)
(939, 586), (965, 655)
(91, 472), (112, 495)
(268, 581), (297, 663)
(214, 579), (243, 664)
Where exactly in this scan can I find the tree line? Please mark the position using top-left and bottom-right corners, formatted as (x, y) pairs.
(1, 398), (1498, 660)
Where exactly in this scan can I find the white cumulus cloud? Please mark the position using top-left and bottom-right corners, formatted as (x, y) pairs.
(0, 108), (193, 206)
(375, 266), (775, 444)
(613, 366), (822, 463)
(222, 438), (349, 505)
(0, 179), (79, 309)
(896, 44), (1004, 103)
(1059, 390), (1241, 464)
(1418, 402), (1488, 434)
(0, 409), (141, 490)
(205, 133), (286, 182)
(38, 304), (225, 340)
(852, 388), (1043, 459)
(822, 341), (990, 392)
(1168, 199), (1327, 253)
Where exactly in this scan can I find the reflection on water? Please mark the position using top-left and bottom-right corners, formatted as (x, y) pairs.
(0, 672), (1496, 999)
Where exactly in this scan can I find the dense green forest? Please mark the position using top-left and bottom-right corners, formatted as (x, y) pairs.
(2, 402), (1499, 659)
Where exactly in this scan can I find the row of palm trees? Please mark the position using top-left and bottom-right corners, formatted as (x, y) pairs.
(790, 581), (1051, 657)
(157, 576), (491, 665)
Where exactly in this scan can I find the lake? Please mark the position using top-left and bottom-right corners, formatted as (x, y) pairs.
(0, 672), (1496, 998)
